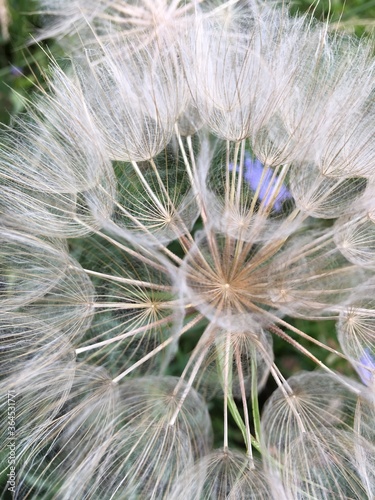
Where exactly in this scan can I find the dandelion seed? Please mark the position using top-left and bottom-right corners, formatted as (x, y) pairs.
(337, 277), (375, 385)
(354, 394), (375, 498)
(166, 449), (270, 499)
(261, 372), (367, 498)
(33, 0), (204, 51)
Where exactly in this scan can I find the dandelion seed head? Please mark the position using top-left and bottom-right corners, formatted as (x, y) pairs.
(2, 1), (375, 497)
(166, 449), (270, 499)
(34, 0), (204, 50)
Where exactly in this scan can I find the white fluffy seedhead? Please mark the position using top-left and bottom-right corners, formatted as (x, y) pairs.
(0, 229), (71, 311)
(184, 321), (273, 400)
(0, 228), (97, 347)
(101, 142), (200, 246)
(34, 0), (204, 51)
(2, 2), (375, 498)
(184, 12), (276, 142)
(334, 195), (375, 269)
(354, 394), (375, 498)
(261, 371), (360, 452)
(261, 371), (368, 498)
(73, 35), (188, 162)
(202, 139), (297, 243)
(337, 277), (375, 386)
(269, 24), (375, 168)
(289, 163), (367, 219)
(266, 230), (365, 318)
(72, 234), (184, 379)
(0, 66), (115, 237)
(86, 376), (212, 499)
(14, 363), (117, 499)
(166, 449), (270, 499)
(23, 256), (96, 342)
(279, 429), (369, 499)
(0, 313), (76, 469)
(179, 228), (266, 325)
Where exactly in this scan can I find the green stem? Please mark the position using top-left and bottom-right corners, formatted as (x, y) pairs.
(216, 339), (261, 453)
(227, 393), (261, 453)
(251, 355), (262, 444)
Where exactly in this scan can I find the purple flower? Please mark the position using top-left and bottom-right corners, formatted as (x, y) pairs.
(357, 349), (375, 387)
(230, 154), (292, 211)
(10, 66), (24, 77)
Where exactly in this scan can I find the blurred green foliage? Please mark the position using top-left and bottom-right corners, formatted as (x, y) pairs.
(293, 0), (375, 35)
(0, 0), (63, 124)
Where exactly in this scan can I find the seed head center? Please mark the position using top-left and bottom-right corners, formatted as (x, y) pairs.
(220, 281), (235, 299)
